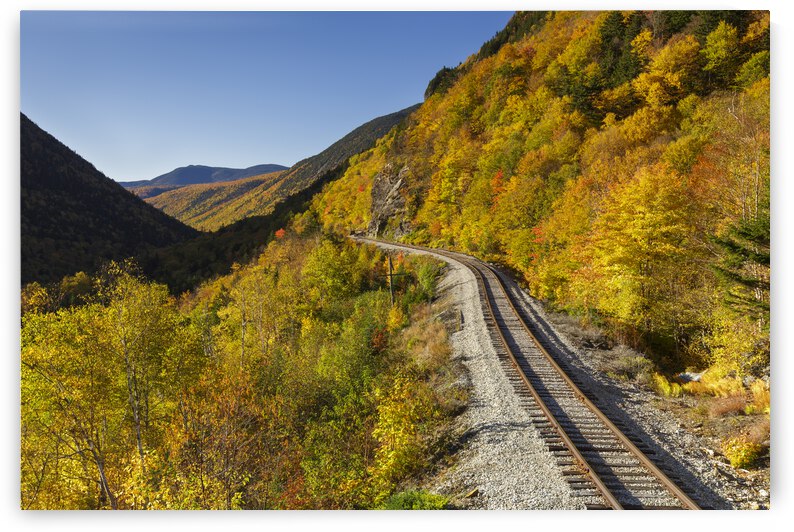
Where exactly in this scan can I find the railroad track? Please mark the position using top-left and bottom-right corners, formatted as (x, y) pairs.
(366, 238), (702, 510)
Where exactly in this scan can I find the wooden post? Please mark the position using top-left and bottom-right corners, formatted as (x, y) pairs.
(388, 255), (394, 306)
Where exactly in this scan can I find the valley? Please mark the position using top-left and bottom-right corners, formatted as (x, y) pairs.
(20, 10), (770, 511)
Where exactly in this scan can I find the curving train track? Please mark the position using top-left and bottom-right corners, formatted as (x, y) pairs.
(365, 238), (703, 510)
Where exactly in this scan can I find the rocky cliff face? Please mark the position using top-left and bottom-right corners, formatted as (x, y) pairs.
(367, 163), (412, 238)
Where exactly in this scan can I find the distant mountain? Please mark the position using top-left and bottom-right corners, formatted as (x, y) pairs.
(146, 104), (420, 230)
(122, 163), (288, 189)
(21, 113), (199, 285)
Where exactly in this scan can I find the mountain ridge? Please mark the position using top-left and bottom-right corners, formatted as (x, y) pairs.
(21, 113), (199, 285)
(122, 162), (288, 189)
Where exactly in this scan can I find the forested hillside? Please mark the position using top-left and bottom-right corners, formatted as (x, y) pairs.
(144, 171), (287, 231)
(315, 11), (770, 377)
(21, 113), (198, 285)
(138, 168), (346, 294)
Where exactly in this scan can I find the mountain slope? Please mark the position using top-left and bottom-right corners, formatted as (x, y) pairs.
(21, 113), (199, 285)
(122, 163), (287, 189)
(146, 104), (420, 230)
(313, 11), (769, 375)
(145, 171), (286, 231)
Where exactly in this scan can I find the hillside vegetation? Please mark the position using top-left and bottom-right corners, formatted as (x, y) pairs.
(22, 230), (455, 509)
(145, 171), (287, 231)
(128, 184), (183, 200)
(21, 109), (458, 509)
(138, 167), (347, 294)
(315, 11), (770, 378)
(21, 113), (198, 285)
(20, 10), (771, 510)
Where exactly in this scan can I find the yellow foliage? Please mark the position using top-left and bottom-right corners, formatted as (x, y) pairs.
(387, 305), (407, 333)
(742, 12), (770, 47)
(651, 373), (683, 398)
(722, 436), (763, 469)
(21, 282), (51, 314)
(369, 373), (435, 504)
(312, 131), (394, 234)
(631, 28), (653, 58)
(619, 105), (674, 143)
(632, 35), (700, 107)
(747, 379), (770, 415)
(557, 14), (603, 71)
(705, 307), (769, 378)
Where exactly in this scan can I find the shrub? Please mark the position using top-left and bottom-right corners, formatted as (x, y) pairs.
(651, 373), (683, 397)
(369, 375), (437, 503)
(604, 353), (654, 382)
(380, 490), (448, 510)
(387, 305), (408, 332)
(722, 436), (763, 469)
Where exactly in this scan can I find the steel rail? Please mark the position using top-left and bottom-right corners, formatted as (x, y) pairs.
(481, 262), (701, 510)
(462, 255), (624, 510)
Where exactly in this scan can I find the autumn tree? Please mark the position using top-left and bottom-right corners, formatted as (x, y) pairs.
(22, 304), (124, 509)
(701, 21), (741, 87)
(95, 262), (190, 473)
(22, 262), (204, 508)
(587, 163), (712, 364)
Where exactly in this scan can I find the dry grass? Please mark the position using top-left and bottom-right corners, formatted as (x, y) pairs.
(400, 304), (451, 374)
(747, 417), (770, 445)
(601, 346), (654, 384)
(552, 313), (613, 350)
(708, 395), (747, 418)
(677, 372), (749, 403)
(746, 380), (770, 415)
(698, 372), (745, 397)
(398, 301), (468, 419)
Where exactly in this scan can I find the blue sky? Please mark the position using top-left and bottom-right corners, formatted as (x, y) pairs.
(21, 11), (513, 182)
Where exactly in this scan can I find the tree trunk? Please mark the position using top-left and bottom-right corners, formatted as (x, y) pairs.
(122, 338), (146, 472)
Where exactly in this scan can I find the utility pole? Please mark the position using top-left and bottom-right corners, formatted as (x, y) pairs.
(388, 254), (394, 306)
(379, 253), (408, 306)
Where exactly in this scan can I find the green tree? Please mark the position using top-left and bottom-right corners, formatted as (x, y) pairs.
(735, 51), (770, 89)
(701, 21), (741, 87)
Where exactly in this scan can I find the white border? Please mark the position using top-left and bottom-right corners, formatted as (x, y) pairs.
(4, 2), (792, 531)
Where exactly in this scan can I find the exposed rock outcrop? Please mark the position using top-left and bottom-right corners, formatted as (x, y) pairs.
(367, 163), (412, 238)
